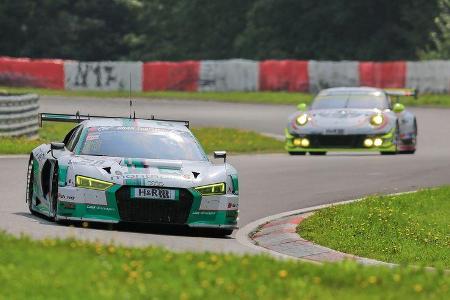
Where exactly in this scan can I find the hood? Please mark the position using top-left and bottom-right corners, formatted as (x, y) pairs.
(288, 108), (396, 135)
(64, 155), (228, 189)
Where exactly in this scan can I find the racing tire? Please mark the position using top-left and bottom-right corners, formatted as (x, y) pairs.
(288, 152), (306, 155)
(26, 156), (36, 215)
(399, 150), (416, 155)
(213, 229), (234, 236)
(309, 152), (327, 156)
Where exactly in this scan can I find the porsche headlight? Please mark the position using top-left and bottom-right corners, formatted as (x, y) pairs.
(195, 182), (226, 196)
(296, 114), (309, 126)
(370, 114), (384, 126)
(75, 175), (113, 191)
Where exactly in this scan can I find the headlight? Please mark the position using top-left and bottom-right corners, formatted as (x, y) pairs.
(296, 114), (309, 126)
(370, 114), (384, 126)
(195, 182), (226, 196)
(75, 175), (113, 191)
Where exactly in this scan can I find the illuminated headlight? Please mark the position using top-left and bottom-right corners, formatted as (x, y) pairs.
(301, 138), (310, 147)
(75, 175), (113, 191)
(293, 138), (302, 146)
(195, 182), (226, 196)
(296, 114), (309, 126)
(364, 138), (374, 147)
(374, 138), (383, 147)
(370, 114), (384, 126)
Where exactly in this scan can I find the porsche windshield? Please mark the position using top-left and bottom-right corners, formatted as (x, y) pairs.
(79, 127), (208, 161)
(311, 93), (389, 110)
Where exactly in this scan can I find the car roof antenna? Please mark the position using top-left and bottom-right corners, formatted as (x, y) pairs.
(129, 72), (135, 119)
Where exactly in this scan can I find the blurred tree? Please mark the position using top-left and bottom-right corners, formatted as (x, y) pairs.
(419, 0), (450, 59)
(129, 0), (254, 60)
(236, 0), (440, 60)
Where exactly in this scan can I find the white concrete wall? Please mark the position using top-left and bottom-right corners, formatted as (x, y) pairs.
(308, 61), (359, 93)
(199, 59), (259, 92)
(64, 61), (143, 91)
(406, 61), (450, 93)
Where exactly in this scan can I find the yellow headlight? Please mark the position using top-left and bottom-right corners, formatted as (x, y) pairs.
(364, 138), (374, 147)
(374, 138), (383, 147)
(293, 138), (302, 146)
(75, 176), (113, 191)
(195, 182), (226, 196)
(300, 138), (310, 147)
(370, 114), (384, 126)
(296, 114), (308, 126)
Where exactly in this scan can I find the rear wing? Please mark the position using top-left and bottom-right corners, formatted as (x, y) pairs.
(39, 112), (190, 128)
(384, 88), (418, 100)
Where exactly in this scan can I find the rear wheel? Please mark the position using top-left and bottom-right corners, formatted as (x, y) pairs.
(310, 152), (326, 156)
(399, 119), (417, 155)
(288, 151), (306, 155)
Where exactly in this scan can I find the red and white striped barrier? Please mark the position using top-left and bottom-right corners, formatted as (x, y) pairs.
(1, 56), (450, 93)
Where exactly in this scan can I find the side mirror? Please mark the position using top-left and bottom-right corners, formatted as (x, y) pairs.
(213, 151), (227, 163)
(50, 142), (65, 150)
(297, 103), (307, 111)
(393, 103), (405, 113)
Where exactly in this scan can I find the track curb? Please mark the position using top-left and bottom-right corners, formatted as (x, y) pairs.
(236, 191), (415, 264)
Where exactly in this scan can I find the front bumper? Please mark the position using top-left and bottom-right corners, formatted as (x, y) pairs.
(56, 185), (239, 229)
(285, 128), (396, 153)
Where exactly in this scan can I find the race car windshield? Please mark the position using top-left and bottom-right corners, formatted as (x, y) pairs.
(311, 93), (389, 110)
(79, 127), (208, 161)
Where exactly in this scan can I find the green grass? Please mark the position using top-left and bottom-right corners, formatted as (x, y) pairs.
(0, 232), (448, 299)
(298, 187), (450, 268)
(0, 122), (283, 155)
(3, 86), (450, 107)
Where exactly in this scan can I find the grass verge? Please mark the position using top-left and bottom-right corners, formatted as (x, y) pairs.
(298, 187), (450, 268)
(0, 232), (448, 299)
(0, 122), (283, 155)
(4, 86), (450, 107)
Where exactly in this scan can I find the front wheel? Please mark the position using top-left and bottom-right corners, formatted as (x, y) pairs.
(310, 152), (326, 156)
(26, 157), (35, 214)
(288, 151), (306, 156)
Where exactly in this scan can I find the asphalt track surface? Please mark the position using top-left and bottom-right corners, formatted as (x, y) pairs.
(1, 96), (449, 254)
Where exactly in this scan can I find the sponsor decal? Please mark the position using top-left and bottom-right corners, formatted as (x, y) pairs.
(86, 205), (115, 211)
(131, 188), (177, 200)
(58, 192), (75, 202)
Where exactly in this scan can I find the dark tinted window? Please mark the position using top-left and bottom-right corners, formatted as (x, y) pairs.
(312, 93), (389, 110)
(79, 127), (207, 161)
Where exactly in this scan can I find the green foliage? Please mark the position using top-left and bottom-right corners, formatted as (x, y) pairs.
(0, 0), (442, 60)
(299, 187), (450, 268)
(0, 122), (283, 155)
(0, 232), (449, 299)
(419, 0), (450, 59)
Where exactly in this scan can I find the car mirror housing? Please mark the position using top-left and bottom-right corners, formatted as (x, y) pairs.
(393, 103), (405, 113)
(297, 103), (307, 111)
(50, 142), (65, 150)
(213, 151), (227, 163)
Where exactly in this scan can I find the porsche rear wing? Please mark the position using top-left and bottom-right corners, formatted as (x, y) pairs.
(384, 88), (418, 99)
(39, 112), (190, 128)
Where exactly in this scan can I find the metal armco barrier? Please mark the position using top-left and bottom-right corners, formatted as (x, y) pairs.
(0, 93), (39, 138)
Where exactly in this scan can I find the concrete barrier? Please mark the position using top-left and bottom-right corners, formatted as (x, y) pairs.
(359, 62), (406, 88)
(143, 61), (199, 91)
(0, 57), (64, 89)
(308, 61), (359, 92)
(64, 61), (143, 91)
(259, 60), (309, 92)
(199, 59), (259, 91)
(0, 93), (39, 138)
(406, 61), (450, 93)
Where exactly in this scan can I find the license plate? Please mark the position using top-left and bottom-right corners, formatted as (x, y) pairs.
(324, 128), (345, 135)
(131, 188), (177, 200)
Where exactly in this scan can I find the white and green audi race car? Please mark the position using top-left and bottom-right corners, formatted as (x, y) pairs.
(285, 87), (418, 155)
(26, 113), (239, 235)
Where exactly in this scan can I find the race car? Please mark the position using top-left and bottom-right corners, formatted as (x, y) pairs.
(26, 113), (239, 235)
(285, 87), (418, 155)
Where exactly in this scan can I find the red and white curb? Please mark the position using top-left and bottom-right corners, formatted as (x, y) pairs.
(236, 192), (416, 264)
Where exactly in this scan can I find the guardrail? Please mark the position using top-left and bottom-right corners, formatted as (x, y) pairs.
(0, 93), (39, 138)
